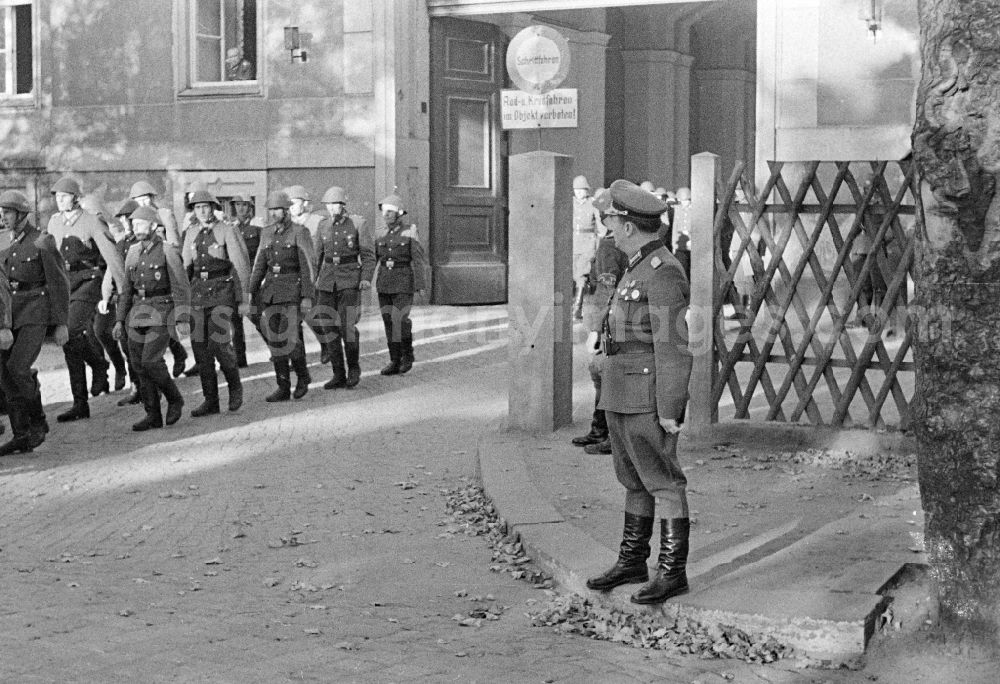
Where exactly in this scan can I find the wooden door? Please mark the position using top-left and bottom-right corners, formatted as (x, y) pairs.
(430, 18), (508, 304)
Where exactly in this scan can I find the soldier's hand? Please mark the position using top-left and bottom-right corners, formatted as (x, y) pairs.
(359, 280), (371, 291)
(0, 328), (12, 350)
(301, 298), (313, 311)
(97, 299), (110, 315)
(54, 325), (69, 347)
(659, 418), (681, 435)
(238, 302), (251, 316)
(112, 322), (124, 341)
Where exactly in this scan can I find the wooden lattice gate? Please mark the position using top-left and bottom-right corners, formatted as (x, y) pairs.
(706, 159), (919, 429)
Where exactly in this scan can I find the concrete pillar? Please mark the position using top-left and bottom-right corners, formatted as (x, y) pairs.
(688, 152), (720, 429)
(507, 151), (574, 434)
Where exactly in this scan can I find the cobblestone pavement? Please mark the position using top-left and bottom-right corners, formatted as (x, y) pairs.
(1, 308), (855, 683)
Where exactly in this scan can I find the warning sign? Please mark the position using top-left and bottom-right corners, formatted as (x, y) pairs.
(501, 89), (578, 130)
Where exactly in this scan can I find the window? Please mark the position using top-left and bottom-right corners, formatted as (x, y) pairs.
(190, 0), (257, 85)
(0, 1), (32, 97)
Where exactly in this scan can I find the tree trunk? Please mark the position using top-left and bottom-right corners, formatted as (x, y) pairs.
(912, 0), (1000, 643)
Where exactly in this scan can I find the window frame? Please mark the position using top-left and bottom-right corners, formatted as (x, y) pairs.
(0, 0), (36, 105)
(179, 0), (262, 98)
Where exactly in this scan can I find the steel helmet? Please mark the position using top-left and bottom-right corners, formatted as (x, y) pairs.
(51, 176), (82, 196)
(378, 194), (406, 215)
(0, 190), (31, 214)
(572, 175), (590, 191)
(321, 186), (347, 204)
(129, 180), (157, 199)
(116, 198), (139, 217)
(266, 191), (292, 210)
(285, 185), (310, 201)
(230, 193), (253, 205)
(129, 206), (161, 225)
(186, 189), (221, 210)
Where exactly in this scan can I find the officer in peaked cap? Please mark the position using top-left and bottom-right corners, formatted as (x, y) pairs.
(0, 190), (70, 455)
(313, 186), (375, 389)
(584, 179), (693, 607)
(572, 175), (601, 320)
(248, 191), (317, 402)
(374, 193), (426, 375)
(229, 193), (264, 368)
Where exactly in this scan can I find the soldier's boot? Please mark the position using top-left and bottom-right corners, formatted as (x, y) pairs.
(58, 354), (91, 423)
(380, 343), (402, 376)
(584, 439), (613, 455)
(324, 338), (347, 390)
(291, 350), (311, 399)
(169, 337), (188, 378)
(117, 384), (141, 406)
(630, 518), (690, 604)
(266, 358), (291, 402)
(162, 380), (185, 427)
(0, 407), (35, 456)
(29, 371), (48, 438)
(398, 336), (414, 374)
(344, 339), (361, 388)
(132, 384), (163, 432)
(319, 342), (331, 365)
(190, 395), (220, 417)
(233, 317), (248, 368)
(572, 413), (608, 446)
(191, 354), (221, 417)
(85, 333), (111, 397)
(586, 513), (654, 591)
(223, 368), (243, 412)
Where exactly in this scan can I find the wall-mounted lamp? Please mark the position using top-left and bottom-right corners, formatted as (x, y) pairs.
(858, 0), (883, 42)
(284, 26), (308, 63)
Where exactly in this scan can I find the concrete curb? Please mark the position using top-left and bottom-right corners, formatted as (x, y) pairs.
(477, 423), (921, 664)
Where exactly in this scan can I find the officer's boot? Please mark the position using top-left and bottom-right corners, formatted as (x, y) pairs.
(572, 408), (609, 447)
(398, 336), (414, 374)
(85, 333), (111, 396)
(0, 406), (36, 456)
(132, 383), (163, 432)
(323, 337), (347, 389)
(586, 513), (654, 591)
(222, 365), (243, 412)
(291, 348), (311, 399)
(319, 342), (331, 365)
(380, 343), (401, 375)
(191, 350), (220, 417)
(58, 347), (91, 422)
(169, 337), (188, 378)
(630, 518), (690, 604)
(266, 358), (292, 402)
(344, 339), (361, 388)
(162, 378), (185, 426)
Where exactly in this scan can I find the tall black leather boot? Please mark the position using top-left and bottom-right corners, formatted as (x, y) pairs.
(0, 405), (35, 455)
(132, 383), (163, 432)
(585, 513), (654, 591)
(58, 345), (90, 422)
(221, 363), (243, 412)
(380, 342), (401, 375)
(630, 518), (690, 604)
(344, 339), (361, 388)
(191, 350), (220, 417)
(398, 336), (414, 374)
(323, 337), (347, 389)
(266, 358), (291, 402)
(291, 347), (310, 399)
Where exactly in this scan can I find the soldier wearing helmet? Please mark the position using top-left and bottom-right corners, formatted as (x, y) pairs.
(374, 193), (426, 375)
(229, 193), (264, 368)
(312, 186), (375, 389)
(113, 206), (189, 432)
(130, 180), (182, 249)
(248, 191), (317, 402)
(180, 190), (252, 416)
(285, 185), (328, 362)
(111, 198), (142, 407)
(0, 190), (70, 455)
(47, 176), (128, 423)
(572, 174), (601, 321)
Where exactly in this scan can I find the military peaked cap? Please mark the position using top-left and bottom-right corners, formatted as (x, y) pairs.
(604, 179), (668, 219)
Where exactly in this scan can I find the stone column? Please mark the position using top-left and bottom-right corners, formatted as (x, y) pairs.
(687, 152), (720, 430)
(507, 151), (574, 434)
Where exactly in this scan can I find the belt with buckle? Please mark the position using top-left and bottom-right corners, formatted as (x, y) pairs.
(325, 256), (341, 265)
(607, 341), (655, 356)
(10, 280), (44, 293)
(269, 266), (299, 276)
(136, 288), (170, 299)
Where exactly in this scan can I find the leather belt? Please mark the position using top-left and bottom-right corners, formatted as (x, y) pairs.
(10, 280), (45, 292)
(136, 288), (171, 299)
(196, 267), (231, 280)
(607, 341), (655, 356)
(66, 262), (101, 273)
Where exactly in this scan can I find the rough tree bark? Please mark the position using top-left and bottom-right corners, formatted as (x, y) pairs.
(912, 0), (1000, 642)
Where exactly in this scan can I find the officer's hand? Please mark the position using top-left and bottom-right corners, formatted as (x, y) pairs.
(238, 302), (251, 316)
(112, 322), (124, 341)
(176, 321), (191, 338)
(301, 298), (313, 311)
(586, 330), (600, 354)
(0, 328), (13, 350)
(659, 418), (681, 435)
(54, 325), (69, 347)
(97, 299), (110, 315)
(359, 280), (371, 291)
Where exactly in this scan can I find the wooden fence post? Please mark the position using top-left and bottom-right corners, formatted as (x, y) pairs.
(688, 152), (720, 430)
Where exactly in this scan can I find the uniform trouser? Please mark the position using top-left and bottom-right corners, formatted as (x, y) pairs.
(0, 325), (48, 437)
(378, 292), (413, 359)
(232, 311), (263, 362)
(94, 302), (127, 377)
(64, 298), (109, 404)
(167, 336), (188, 364)
(313, 287), (362, 360)
(127, 325), (181, 415)
(260, 303), (306, 363)
(606, 411), (688, 520)
(190, 305), (241, 401)
(587, 352), (608, 435)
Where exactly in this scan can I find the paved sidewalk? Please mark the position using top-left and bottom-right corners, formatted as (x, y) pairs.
(478, 334), (925, 664)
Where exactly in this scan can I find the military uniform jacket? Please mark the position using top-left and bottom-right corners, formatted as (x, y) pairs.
(598, 242), (691, 421)
(47, 209), (127, 304)
(181, 218), (251, 308)
(314, 215), (376, 292)
(249, 218), (316, 306)
(293, 210), (324, 243)
(118, 237), (191, 329)
(374, 223), (427, 295)
(235, 218), (263, 264)
(0, 221), (70, 330)
(0, 271), (10, 331)
(583, 235), (628, 333)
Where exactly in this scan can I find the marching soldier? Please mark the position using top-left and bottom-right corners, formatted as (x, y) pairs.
(113, 206), (189, 431)
(572, 175), (601, 320)
(0, 190), (70, 455)
(47, 176), (127, 422)
(113, 199), (142, 407)
(230, 194), (263, 368)
(287, 185), (326, 361)
(313, 186), (375, 389)
(374, 194), (426, 375)
(249, 191), (316, 402)
(585, 180), (693, 605)
(181, 190), (251, 415)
